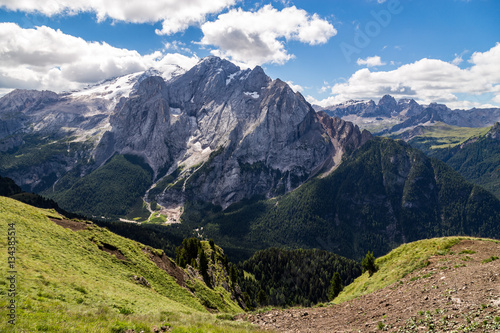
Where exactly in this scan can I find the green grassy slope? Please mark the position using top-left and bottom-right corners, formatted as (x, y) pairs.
(0, 197), (259, 333)
(333, 237), (460, 304)
(333, 237), (499, 304)
(394, 122), (490, 151)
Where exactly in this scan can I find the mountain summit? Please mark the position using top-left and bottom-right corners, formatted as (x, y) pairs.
(0, 57), (371, 217)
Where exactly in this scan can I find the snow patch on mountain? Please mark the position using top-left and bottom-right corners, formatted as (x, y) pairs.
(244, 91), (260, 99)
(226, 71), (240, 85)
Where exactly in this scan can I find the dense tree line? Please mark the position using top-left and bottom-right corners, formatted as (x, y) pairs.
(236, 248), (362, 308)
(50, 154), (153, 218)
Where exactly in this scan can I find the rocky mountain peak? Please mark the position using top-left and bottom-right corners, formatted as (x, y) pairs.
(378, 94), (397, 107)
(487, 121), (500, 140)
(0, 89), (59, 115)
(0, 56), (373, 213)
(193, 56), (240, 76)
(377, 95), (398, 117)
(135, 75), (168, 98)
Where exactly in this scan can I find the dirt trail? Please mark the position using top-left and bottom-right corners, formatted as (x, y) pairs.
(240, 239), (500, 332)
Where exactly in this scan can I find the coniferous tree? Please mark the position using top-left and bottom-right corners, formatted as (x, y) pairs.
(257, 289), (268, 306)
(199, 249), (210, 285)
(328, 272), (343, 301)
(362, 251), (378, 276)
(199, 249), (208, 275)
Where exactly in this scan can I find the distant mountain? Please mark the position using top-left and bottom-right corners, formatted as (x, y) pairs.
(428, 122), (500, 199)
(317, 95), (423, 119)
(0, 56), (370, 219)
(180, 137), (500, 261)
(317, 95), (500, 134)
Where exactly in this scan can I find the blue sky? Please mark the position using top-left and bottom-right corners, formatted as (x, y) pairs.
(0, 0), (499, 109)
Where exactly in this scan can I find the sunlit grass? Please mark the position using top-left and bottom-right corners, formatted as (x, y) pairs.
(0, 197), (262, 332)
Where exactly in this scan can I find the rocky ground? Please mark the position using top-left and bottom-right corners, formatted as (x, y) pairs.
(239, 239), (500, 332)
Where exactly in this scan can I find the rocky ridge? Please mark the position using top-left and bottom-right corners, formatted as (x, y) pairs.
(316, 95), (500, 134)
(0, 56), (371, 214)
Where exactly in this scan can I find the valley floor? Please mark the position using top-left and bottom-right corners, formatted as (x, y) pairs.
(240, 239), (500, 332)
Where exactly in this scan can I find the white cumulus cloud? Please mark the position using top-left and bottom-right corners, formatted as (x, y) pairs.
(0, 23), (198, 93)
(315, 43), (500, 109)
(200, 5), (336, 67)
(0, 0), (236, 35)
(357, 56), (386, 67)
(285, 81), (304, 93)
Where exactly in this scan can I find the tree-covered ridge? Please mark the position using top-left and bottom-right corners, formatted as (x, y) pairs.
(428, 122), (500, 200)
(236, 248), (361, 308)
(180, 137), (500, 262)
(47, 154), (154, 218)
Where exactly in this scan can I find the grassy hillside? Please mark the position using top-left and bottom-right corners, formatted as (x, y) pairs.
(246, 237), (500, 332)
(333, 237), (462, 304)
(180, 138), (500, 262)
(392, 122), (490, 151)
(0, 197), (261, 332)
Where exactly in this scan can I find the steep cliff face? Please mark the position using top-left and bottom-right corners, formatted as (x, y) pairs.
(0, 56), (372, 215)
(93, 57), (371, 209)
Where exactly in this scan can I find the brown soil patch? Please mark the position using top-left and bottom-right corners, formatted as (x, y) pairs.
(240, 239), (500, 332)
(142, 248), (187, 287)
(50, 218), (89, 231)
(99, 242), (128, 261)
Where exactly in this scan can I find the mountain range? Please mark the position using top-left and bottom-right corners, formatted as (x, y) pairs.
(1, 56), (499, 263)
(315, 95), (500, 135)
(0, 56), (371, 218)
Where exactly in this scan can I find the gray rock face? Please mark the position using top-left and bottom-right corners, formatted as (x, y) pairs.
(0, 71), (155, 190)
(96, 57), (371, 208)
(0, 89), (59, 138)
(486, 122), (500, 140)
(0, 56), (372, 210)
